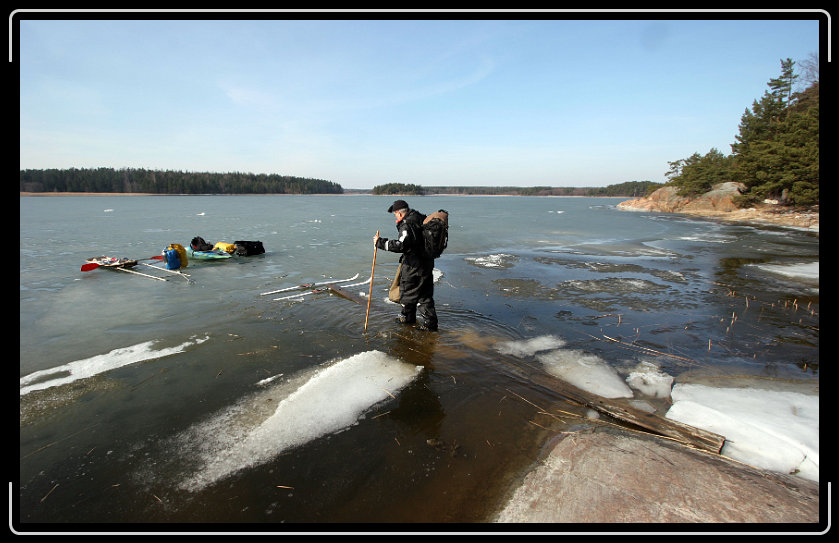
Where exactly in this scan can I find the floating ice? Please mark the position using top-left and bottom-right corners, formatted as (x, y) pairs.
(536, 349), (633, 399)
(19, 335), (209, 396)
(256, 374), (283, 386)
(753, 261), (819, 282)
(562, 277), (664, 293)
(494, 335), (566, 357)
(625, 361), (674, 399)
(496, 335), (632, 398)
(676, 232), (734, 244)
(628, 399), (656, 413)
(497, 334), (819, 482)
(465, 253), (516, 268)
(178, 350), (422, 491)
(666, 383), (819, 482)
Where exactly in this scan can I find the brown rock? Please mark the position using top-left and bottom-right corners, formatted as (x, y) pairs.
(682, 182), (745, 213)
(494, 427), (821, 525)
(618, 182), (745, 214)
(617, 183), (818, 232)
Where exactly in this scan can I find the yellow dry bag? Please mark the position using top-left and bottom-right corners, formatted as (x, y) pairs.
(213, 242), (236, 254)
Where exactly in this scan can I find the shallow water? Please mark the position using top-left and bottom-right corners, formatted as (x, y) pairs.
(18, 194), (818, 526)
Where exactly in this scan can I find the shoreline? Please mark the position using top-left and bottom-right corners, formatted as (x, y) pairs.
(493, 425), (821, 525)
(20, 192), (162, 197)
(20, 191), (631, 198)
(617, 199), (819, 233)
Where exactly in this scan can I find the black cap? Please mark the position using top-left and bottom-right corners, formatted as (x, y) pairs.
(387, 200), (409, 213)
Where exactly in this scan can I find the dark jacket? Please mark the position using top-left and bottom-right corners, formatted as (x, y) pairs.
(376, 209), (434, 305)
(377, 209), (424, 262)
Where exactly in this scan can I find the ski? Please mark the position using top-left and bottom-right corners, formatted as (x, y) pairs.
(139, 262), (191, 277)
(139, 262), (193, 282)
(272, 277), (371, 302)
(114, 266), (168, 281)
(260, 273), (360, 296)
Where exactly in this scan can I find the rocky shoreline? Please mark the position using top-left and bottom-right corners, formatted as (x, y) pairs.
(494, 184), (820, 528)
(493, 426), (821, 526)
(616, 183), (818, 233)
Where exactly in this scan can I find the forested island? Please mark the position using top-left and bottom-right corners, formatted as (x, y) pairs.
(19, 168), (344, 195)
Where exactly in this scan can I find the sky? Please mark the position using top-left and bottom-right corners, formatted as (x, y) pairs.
(17, 11), (824, 189)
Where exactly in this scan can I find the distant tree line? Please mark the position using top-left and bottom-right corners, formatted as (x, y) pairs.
(583, 181), (662, 197)
(21, 168), (659, 198)
(665, 56), (818, 207)
(371, 183), (426, 195)
(384, 181), (662, 197)
(19, 167), (344, 195)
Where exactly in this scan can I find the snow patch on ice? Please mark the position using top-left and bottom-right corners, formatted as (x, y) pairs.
(19, 335), (210, 396)
(465, 253), (517, 269)
(537, 349), (633, 399)
(494, 335), (566, 357)
(666, 383), (819, 482)
(752, 261), (818, 283)
(177, 350), (422, 491)
(496, 334), (819, 482)
(625, 360), (674, 399)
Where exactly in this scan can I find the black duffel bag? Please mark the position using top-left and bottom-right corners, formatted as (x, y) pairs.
(234, 240), (265, 256)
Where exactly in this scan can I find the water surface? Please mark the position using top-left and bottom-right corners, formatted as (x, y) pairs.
(19, 194), (819, 525)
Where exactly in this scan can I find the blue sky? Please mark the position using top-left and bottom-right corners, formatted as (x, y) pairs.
(17, 13), (823, 189)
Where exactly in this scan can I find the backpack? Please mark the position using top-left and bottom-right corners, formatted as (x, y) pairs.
(420, 210), (448, 259)
(164, 243), (188, 270)
(234, 240), (265, 256)
(190, 236), (214, 251)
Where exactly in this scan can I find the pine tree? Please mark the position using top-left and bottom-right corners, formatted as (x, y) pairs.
(729, 58), (818, 206)
(665, 149), (732, 197)
(767, 58), (798, 106)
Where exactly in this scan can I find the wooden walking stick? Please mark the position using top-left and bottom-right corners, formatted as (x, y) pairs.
(365, 231), (379, 331)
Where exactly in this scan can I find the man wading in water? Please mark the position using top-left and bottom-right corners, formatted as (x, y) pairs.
(374, 200), (438, 331)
